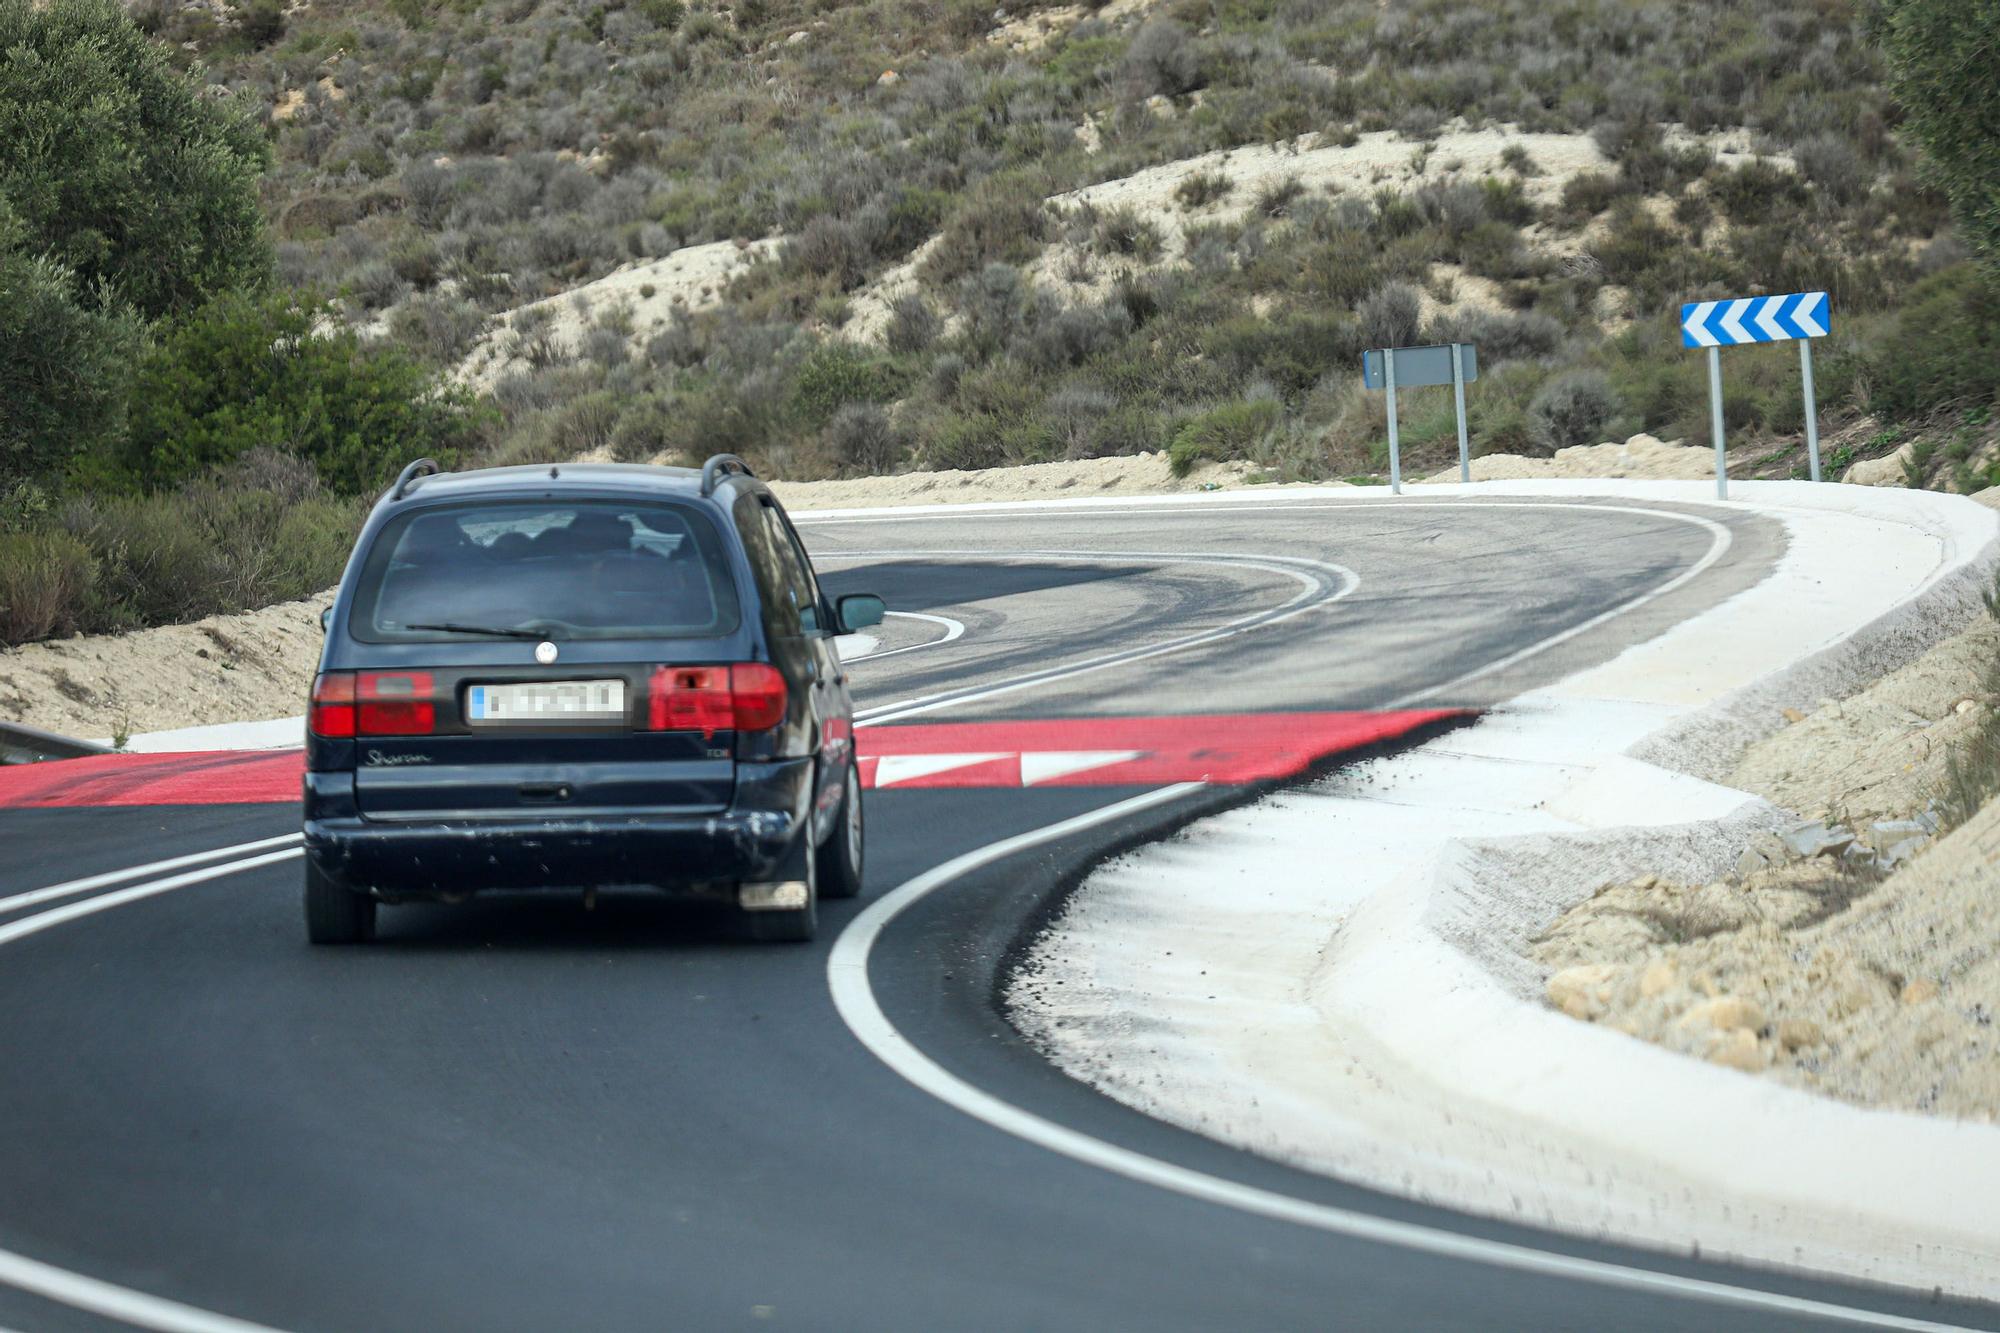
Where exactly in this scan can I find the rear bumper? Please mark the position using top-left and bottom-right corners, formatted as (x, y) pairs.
(303, 758), (812, 899)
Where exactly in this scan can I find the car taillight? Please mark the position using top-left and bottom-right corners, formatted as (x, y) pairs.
(728, 663), (788, 732)
(647, 666), (732, 737)
(357, 671), (437, 735)
(309, 672), (356, 738)
(645, 664), (788, 737)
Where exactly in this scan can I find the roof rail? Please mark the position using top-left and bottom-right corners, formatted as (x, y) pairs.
(700, 453), (755, 497)
(391, 457), (441, 500)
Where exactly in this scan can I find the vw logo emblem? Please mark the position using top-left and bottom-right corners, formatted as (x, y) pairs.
(534, 640), (558, 664)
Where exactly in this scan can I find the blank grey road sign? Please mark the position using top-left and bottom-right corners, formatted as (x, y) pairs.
(1363, 344), (1478, 389)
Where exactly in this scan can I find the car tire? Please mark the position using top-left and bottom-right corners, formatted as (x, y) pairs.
(745, 842), (818, 943)
(305, 859), (377, 945)
(815, 758), (865, 901)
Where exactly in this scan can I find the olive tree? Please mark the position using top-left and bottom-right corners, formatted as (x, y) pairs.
(0, 0), (271, 320)
(1880, 0), (2000, 273)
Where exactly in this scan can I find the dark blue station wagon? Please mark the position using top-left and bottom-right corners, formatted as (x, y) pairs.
(301, 455), (882, 944)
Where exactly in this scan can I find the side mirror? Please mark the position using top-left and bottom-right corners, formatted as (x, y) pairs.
(319, 606), (333, 632)
(835, 594), (886, 633)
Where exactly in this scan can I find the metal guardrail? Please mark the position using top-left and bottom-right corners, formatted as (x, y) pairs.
(0, 721), (114, 766)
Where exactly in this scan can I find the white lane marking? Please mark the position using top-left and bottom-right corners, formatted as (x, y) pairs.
(849, 551), (1358, 726)
(839, 611), (967, 664)
(1386, 511), (1732, 706)
(0, 835), (303, 918)
(825, 791), (1977, 1333)
(0, 1249), (281, 1333)
(0, 849), (302, 949)
(0, 848), (302, 1333)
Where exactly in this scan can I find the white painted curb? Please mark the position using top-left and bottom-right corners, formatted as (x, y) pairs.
(1016, 479), (2000, 1300)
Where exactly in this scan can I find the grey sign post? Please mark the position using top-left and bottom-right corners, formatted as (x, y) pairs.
(1681, 291), (1831, 499)
(1363, 344), (1478, 494)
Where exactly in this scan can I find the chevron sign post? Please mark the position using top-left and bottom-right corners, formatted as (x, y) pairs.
(1679, 291), (1831, 496)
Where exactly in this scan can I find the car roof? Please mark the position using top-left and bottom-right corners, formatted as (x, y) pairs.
(390, 462), (762, 505)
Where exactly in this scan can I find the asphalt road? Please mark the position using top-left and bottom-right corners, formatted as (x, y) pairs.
(1, 494), (1991, 1332)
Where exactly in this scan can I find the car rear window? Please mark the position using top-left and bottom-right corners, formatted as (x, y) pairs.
(350, 500), (741, 642)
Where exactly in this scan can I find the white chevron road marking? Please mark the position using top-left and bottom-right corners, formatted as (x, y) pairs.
(1019, 751), (1146, 786)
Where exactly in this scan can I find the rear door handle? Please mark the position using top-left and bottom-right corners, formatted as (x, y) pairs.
(519, 783), (572, 803)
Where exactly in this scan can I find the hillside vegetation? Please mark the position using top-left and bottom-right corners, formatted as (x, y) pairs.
(5, 0), (2000, 649)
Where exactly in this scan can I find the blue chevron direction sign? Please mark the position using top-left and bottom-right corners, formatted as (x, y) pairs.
(1681, 291), (1830, 348)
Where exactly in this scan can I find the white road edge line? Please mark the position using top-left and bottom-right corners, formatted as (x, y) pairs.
(0, 834), (303, 918)
(0, 1250), (282, 1333)
(839, 611), (967, 663)
(825, 788), (1975, 1333)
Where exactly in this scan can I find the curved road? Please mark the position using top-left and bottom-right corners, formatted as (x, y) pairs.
(0, 495), (1990, 1331)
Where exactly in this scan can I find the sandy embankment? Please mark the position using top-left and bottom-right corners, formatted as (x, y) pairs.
(0, 595), (329, 741)
(1539, 612), (2000, 1119)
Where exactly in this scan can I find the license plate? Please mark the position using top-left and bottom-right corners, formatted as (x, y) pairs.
(467, 679), (626, 723)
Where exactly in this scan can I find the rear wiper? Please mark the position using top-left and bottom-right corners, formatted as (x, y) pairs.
(403, 622), (548, 639)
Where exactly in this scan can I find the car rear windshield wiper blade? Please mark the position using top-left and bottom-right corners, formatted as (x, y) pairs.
(402, 622), (548, 639)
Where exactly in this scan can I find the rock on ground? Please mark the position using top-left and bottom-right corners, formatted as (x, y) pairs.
(1843, 441), (1915, 488)
(1420, 433), (1717, 483)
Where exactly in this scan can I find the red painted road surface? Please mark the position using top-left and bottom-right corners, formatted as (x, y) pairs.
(0, 711), (1463, 810)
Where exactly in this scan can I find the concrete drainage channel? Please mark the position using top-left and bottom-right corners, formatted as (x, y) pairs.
(0, 722), (112, 766)
(1009, 480), (2000, 1303)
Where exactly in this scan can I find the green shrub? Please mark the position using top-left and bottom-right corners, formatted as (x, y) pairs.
(1255, 177), (1306, 218)
(1529, 369), (1617, 452)
(1122, 18), (1203, 97)
(791, 342), (907, 428)
(3, 459), (366, 646)
(1356, 283), (1422, 351)
(920, 173), (1050, 285)
(925, 413), (1009, 471)
(1093, 208), (1163, 260)
(1558, 172), (1631, 221)
(823, 402), (907, 476)
(1865, 264), (2000, 418)
(236, 0), (284, 46)
(1294, 237), (1382, 306)
(1175, 170), (1233, 210)
(1168, 397), (1281, 476)
(1479, 176), (1538, 227)
(1704, 160), (1808, 228)
(0, 529), (97, 646)
(885, 295), (941, 356)
(119, 291), (482, 494)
